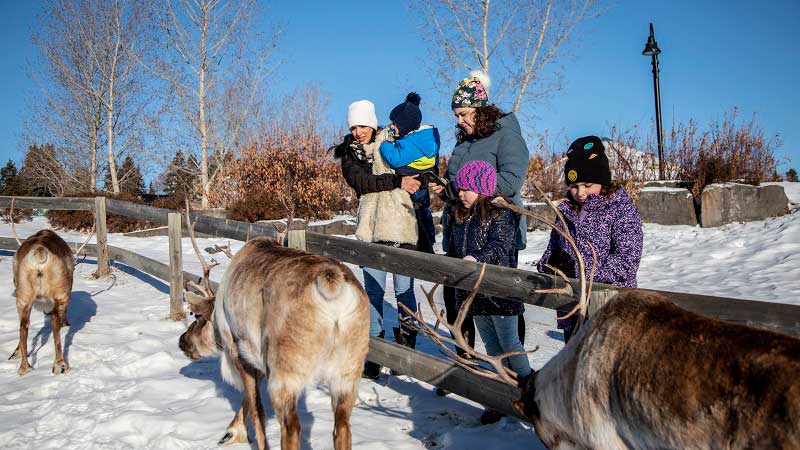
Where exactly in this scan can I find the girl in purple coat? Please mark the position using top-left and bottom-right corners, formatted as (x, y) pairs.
(537, 135), (643, 342)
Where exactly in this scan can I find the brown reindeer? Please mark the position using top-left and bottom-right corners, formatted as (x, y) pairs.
(406, 195), (800, 450)
(6, 199), (92, 375)
(178, 210), (370, 450)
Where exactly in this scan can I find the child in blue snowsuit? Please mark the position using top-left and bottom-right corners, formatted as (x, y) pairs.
(379, 92), (441, 253)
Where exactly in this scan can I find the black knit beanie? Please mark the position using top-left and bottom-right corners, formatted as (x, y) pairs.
(563, 136), (611, 186)
(389, 92), (422, 137)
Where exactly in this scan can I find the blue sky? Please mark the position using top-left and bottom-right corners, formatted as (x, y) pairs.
(1, 0), (797, 174)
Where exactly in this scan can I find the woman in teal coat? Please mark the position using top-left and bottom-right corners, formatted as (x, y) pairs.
(429, 72), (530, 408)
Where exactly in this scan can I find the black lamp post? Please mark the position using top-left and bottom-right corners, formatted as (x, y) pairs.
(642, 22), (665, 180)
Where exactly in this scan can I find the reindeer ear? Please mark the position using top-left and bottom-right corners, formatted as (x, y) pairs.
(185, 291), (214, 317)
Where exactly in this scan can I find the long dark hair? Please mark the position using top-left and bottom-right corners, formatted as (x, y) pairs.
(455, 105), (505, 143)
(454, 193), (513, 225)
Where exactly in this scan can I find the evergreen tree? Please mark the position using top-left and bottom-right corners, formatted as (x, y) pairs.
(0, 160), (31, 196)
(119, 156), (145, 194)
(787, 168), (798, 182)
(20, 144), (63, 196)
(148, 181), (155, 195)
(164, 150), (187, 196)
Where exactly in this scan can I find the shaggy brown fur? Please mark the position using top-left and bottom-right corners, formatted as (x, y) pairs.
(11, 229), (75, 375)
(514, 291), (800, 450)
(179, 238), (370, 450)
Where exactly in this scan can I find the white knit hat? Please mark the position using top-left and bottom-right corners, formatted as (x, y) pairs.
(347, 100), (378, 130)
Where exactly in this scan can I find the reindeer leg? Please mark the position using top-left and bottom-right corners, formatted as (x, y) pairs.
(330, 377), (358, 450)
(241, 365), (268, 450)
(15, 300), (33, 375)
(219, 404), (249, 445)
(50, 297), (70, 375)
(269, 379), (301, 450)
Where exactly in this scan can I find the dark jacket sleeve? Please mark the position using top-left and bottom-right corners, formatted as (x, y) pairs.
(469, 209), (518, 265)
(340, 152), (402, 197)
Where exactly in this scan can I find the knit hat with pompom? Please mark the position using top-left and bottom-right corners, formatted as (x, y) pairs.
(389, 92), (422, 137)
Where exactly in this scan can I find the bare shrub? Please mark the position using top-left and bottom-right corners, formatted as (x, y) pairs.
(524, 132), (569, 200)
(666, 109), (781, 196)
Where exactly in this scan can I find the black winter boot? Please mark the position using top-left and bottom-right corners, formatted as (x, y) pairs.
(362, 331), (384, 381)
(393, 327), (417, 349)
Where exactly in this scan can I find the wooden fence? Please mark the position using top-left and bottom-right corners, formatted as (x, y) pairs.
(2, 195), (800, 419)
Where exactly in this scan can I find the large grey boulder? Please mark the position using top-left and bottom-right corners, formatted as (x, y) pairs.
(637, 182), (697, 226)
(700, 183), (790, 227)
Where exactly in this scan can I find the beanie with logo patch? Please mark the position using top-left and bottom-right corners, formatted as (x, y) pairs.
(563, 136), (611, 186)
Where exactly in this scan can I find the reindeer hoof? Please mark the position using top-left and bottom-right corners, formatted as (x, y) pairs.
(18, 364), (32, 376)
(8, 345), (23, 360)
(52, 362), (70, 375)
(218, 429), (249, 445)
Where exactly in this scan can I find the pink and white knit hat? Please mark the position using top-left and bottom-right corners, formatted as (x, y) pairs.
(455, 160), (497, 197)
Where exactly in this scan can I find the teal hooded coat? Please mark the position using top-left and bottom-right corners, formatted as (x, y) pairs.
(443, 112), (530, 251)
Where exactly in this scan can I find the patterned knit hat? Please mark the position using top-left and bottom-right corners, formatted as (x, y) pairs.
(451, 71), (491, 109)
(456, 160), (497, 197)
(564, 136), (611, 186)
(389, 92), (422, 137)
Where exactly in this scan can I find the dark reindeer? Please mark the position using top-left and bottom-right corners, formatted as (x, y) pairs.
(405, 195), (800, 450)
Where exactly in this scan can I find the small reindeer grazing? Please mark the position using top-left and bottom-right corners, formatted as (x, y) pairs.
(178, 209), (370, 450)
(6, 198), (92, 375)
(407, 195), (800, 450)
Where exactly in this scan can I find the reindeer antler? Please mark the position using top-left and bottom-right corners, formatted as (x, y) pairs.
(184, 198), (218, 298)
(8, 197), (22, 246)
(491, 188), (597, 324)
(399, 264), (538, 387)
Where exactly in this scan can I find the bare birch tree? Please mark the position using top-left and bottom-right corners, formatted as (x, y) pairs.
(83, 0), (160, 194)
(417, 0), (598, 116)
(29, 0), (107, 192)
(159, 0), (278, 207)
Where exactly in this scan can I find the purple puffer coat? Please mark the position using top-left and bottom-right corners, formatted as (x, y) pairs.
(537, 187), (643, 288)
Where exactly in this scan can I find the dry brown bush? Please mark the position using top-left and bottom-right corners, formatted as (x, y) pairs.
(210, 135), (355, 222)
(46, 192), (154, 232)
(523, 133), (569, 200)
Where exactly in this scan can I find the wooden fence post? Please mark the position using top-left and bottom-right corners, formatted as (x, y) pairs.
(94, 197), (110, 277)
(168, 212), (185, 320)
(287, 229), (307, 251)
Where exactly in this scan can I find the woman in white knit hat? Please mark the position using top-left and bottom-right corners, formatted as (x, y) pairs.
(331, 100), (422, 380)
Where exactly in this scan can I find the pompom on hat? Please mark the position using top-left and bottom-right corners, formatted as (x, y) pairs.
(451, 70), (491, 109)
(563, 136), (611, 186)
(347, 100), (378, 130)
(389, 92), (422, 137)
(455, 160), (497, 197)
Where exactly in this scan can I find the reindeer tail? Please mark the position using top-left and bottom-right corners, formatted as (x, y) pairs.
(313, 266), (344, 301)
(26, 245), (51, 268)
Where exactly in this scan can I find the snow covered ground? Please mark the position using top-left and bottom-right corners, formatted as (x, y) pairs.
(0, 182), (798, 449)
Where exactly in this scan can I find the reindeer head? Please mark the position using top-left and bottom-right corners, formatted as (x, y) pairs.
(178, 282), (219, 360)
(178, 200), (226, 360)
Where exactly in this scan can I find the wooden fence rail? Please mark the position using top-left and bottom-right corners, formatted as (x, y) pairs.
(0, 237), (524, 419)
(3, 195), (798, 338)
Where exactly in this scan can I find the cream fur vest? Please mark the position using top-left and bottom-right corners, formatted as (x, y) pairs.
(354, 128), (418, 245)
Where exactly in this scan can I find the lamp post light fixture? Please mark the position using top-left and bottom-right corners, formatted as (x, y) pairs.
(642, 22), (665, 180)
